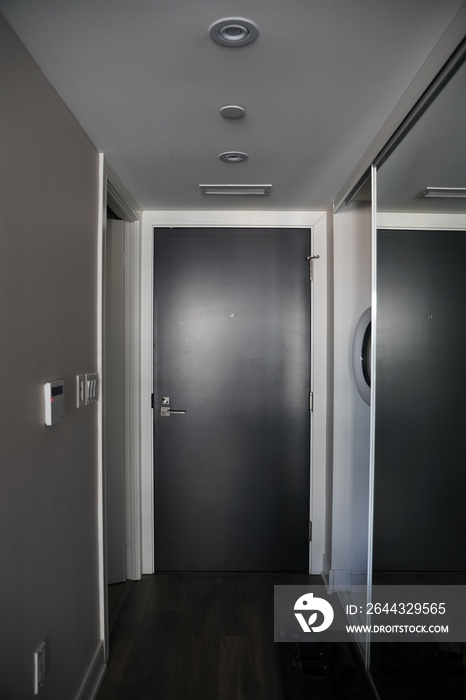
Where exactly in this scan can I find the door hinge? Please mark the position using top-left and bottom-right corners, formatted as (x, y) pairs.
(309, 391), (314, 412)
(151, 393), (154, 409)
(306, 254), (320, 281)
(309, 521), (313, 542)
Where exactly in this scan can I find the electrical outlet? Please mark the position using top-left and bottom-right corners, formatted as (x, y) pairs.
(34, 641), (46, 694)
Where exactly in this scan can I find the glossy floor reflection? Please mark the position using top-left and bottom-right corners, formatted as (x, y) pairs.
(370, 642), (466, 699)
(370, 572), (466, 699)
(279, 642), (374, 699)
(97, 572), (320, 700)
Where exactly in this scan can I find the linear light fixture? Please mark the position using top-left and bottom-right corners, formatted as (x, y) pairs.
(200, 184), (272, 196)
(417, 187), (466, 199)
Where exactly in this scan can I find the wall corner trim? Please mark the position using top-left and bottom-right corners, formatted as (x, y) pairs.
(103, 158), (141, 222)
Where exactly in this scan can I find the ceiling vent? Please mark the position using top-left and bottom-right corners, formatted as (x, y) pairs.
(209, 18), (259, 47)
(417, 187), (466, 199)
(200, 184), (272, 196)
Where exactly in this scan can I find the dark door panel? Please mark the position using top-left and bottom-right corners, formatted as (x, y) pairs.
(153, 228), (311, 571)
(374, 229), (466, 571)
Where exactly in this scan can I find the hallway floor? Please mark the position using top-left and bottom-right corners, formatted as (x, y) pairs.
(97, 572), (319, 700)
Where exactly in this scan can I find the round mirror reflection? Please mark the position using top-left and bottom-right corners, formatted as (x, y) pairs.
(353, 307), (371, 405)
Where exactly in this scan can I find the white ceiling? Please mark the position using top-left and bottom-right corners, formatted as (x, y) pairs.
(378, 54), (466, 213)
(1, 0), (465, 211)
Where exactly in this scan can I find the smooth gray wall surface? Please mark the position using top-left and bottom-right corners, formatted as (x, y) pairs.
(0, 14), (101, 699)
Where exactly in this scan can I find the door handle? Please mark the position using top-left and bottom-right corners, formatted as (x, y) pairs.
(160, 406), (186, 417)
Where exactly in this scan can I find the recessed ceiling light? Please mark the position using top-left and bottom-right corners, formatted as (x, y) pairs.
(417, 187), (466, 199)
(209, 18), (259, 47)
(219, 151), (249, 163)
(220, 105), (246, 119)
(200, 184), (271, 196)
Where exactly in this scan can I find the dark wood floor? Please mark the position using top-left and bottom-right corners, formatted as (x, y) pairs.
(97, 572), (320, 700)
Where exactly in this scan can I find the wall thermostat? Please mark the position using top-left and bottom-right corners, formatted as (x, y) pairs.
(44, 380), (65, 426)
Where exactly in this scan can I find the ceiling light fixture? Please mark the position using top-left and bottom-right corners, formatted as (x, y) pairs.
(417, 187), (466, 199)
(218, 151), (249, 163)
(200, 184), (271, 196)
(209, 18), (259, 47)
(220, 105), (246, 119)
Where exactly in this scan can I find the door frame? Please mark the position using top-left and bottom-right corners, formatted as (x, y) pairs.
(140, 210), (329, 575)
(97, 156), (141, 660)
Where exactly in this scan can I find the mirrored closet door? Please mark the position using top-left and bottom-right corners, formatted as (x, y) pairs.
(370, 40), (466, 700)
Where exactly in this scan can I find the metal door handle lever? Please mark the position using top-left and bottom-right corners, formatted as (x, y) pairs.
(161, 406), (186, 417)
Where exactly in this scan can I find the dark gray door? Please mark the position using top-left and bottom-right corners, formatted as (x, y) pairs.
(374, 229), (466, 571)
(153, 228), (311, 571)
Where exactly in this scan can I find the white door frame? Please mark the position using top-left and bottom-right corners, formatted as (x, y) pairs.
(97, 156), (142, 659)
(139, 210), (329, 575)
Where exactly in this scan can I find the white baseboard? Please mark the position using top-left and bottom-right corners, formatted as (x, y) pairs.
(321, 553), (331, 586)
(328, 568), (352, 591)
(74, 641), (106, 700)
(327, 567), (368, 591)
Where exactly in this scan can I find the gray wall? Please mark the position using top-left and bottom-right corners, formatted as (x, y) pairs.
(0, 14), (101, 699)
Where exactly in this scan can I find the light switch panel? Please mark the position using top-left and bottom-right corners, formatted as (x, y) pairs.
(84, 373), (98, 405)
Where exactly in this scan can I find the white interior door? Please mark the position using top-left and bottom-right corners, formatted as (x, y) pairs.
(105, 218), (127, 583)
